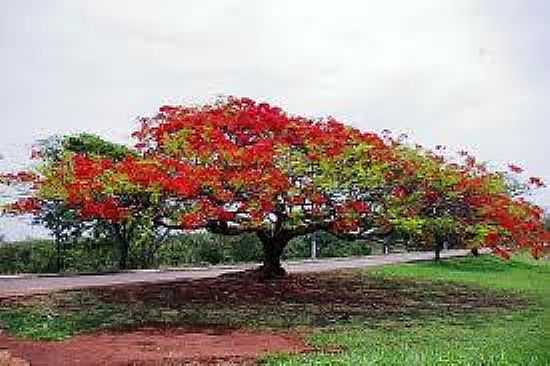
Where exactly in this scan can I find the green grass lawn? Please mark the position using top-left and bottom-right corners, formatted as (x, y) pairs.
(264, 255), (550, 365)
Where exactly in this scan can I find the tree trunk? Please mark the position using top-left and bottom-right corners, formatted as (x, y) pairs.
(113, 224), (130, 270)
(56, 238), (63, 273)
(119, 239), (130, 270)
(383, 235), (391, 255)
(434, 242), (443, 261)
(471, 247), (480, 257)
(257, 233), (289, 279)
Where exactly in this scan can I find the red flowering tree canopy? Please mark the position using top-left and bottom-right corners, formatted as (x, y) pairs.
(2, 97), (549, 275)
(384, 142), (548, 259)
(130, 97), (397, 236)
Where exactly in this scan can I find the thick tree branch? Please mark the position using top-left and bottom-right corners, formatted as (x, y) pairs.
(281, 222), (329, 239)
(154, 217), (184, 231)
(206, 220), (259, 236)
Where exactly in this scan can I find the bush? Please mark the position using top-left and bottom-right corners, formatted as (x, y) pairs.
(0, 240), (58, 274)
(225, 233), (264, 263)
(155, 232), (263, 266)
(62, 240), (119, 272)
(155, 233), (228, 266)
(285, 232), (372, 259)
(0, 239), (118, 274)
(0, 231), (373, 274)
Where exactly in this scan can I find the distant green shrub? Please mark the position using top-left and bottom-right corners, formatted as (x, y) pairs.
(62, 240), (119, 272)
(0, 240), (58, 274)
(227, 233), (264, 262)
(285, 232), (372, 259)
(0, 231), (373, 274)
(155, 232), (263, 266)
(0, 239), (118, 274)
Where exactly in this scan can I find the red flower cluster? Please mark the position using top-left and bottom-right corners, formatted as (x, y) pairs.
(0, 171), (40, 185)
(508, 164), (524, 174)
(6, 198), (42, 214)
(528, 177), (545, 188)
(81, 198), (129, 222)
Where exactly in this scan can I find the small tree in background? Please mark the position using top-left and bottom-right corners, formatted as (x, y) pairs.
(1, 134), (171, 270)
(384, 140), (548, 261)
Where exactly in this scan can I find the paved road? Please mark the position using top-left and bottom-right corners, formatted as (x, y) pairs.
(0, 249), (470, 297)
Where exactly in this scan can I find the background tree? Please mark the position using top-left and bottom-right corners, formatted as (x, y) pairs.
(385, 140), (548, 260)
(1, 134), (170, 270)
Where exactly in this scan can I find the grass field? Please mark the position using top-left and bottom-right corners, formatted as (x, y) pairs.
(265, 255), (550, 365)
(1, 255), (548, 365)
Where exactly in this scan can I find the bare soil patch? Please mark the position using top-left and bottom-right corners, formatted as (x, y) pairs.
(0, 326), (308, 366)
(0, 351), (29, 366)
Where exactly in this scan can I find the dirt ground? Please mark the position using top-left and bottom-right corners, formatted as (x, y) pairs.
(0, 327), (308, 366)
(0, 350), (29, 366)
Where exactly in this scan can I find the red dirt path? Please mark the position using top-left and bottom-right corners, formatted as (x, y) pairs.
(0, 327), (309, 366)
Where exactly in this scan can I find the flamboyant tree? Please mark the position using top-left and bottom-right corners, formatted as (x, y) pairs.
(130, 97), (401, 276)
(2, 97), (549, 276)
(385, 141), (548, 260)
(1, 134), (172, 269)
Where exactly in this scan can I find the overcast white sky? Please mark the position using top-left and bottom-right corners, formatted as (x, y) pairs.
(1, 0), (549, 239)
